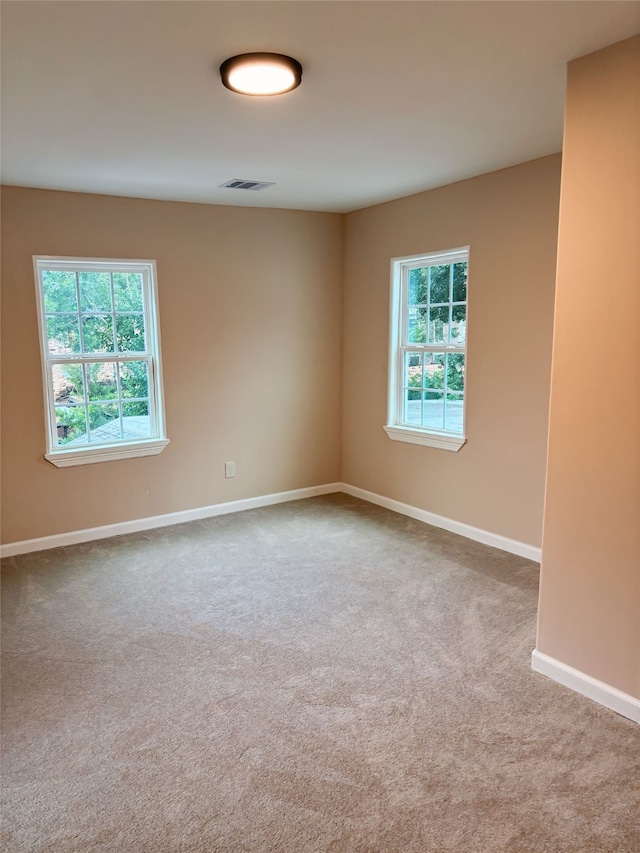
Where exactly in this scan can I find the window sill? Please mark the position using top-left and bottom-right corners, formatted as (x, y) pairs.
(45, 438), (170, 468)
(383, 425), (466, 452)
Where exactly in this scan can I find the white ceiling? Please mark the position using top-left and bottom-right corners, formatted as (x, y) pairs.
(1, 1), (638, 212)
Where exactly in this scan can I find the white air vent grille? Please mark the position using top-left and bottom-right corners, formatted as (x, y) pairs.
(220, 178), (275, 191)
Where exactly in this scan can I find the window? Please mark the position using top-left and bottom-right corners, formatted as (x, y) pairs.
(34, 256), (169, 467)
(385, 247), (469, 451)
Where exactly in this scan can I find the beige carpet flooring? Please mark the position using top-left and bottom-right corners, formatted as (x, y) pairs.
(2, 494), (639, 852)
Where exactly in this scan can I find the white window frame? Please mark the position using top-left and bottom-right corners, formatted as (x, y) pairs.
(33, 256), (169, 467)
(384, 246), (469, 452)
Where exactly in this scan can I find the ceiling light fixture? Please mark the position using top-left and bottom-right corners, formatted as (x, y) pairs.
(219, 53), (302, 96)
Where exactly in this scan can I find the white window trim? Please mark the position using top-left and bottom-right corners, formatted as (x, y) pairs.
(385, 247), (469, 452)
(34, 256), (169, 467)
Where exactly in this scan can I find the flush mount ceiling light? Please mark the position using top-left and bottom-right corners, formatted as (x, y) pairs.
(219, 53), (302, 96)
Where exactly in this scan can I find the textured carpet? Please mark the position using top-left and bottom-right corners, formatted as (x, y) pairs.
(2, 494), (638, 852)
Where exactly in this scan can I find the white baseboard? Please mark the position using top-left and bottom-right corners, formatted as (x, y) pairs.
(0, 483), (343, 558)
(1, 480), (540, 562)
(532, 649), (640, 723)
(341, 483), (541, 562)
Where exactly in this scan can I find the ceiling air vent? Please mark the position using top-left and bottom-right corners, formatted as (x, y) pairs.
(220, 178), (275, 191)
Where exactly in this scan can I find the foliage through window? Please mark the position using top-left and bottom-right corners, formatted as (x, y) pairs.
(385, 247), (469, 451)
(34, 257), (168, 466)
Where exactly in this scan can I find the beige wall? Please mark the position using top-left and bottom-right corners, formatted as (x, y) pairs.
(0, 188), (343, 543)
(342, 155), (561, 547)
(1, 161), (562, 551)
(537, 37), (640, 698)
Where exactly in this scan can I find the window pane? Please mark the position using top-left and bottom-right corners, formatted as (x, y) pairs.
(429, 265), (450, 304)
(42, 270), (77, 313)
(403, 388), (423, 425)
(407, 305), (426, 343)
(423, 392), (444, 430)
(55, 406), (88, 446)
(446, 352), (465, 393)
(79, 272), (112, 312)
(122, 401), (150, 439)
(113, 273), (144, 312)
(408, 268), (427, 305)
(453, 262), (467, 302)
(451, 305), (466, 344)
(404, 351), (423, 389)
(424, 353), (445, 390)
(88, 403), (121, 441)
(116, 314), (146, 352)
(82, 315), (114, 353)
(119, 361), (149, 399)
(428, 306), (449, 344)
(47, 315), (80, 354)
(444, 395), (464, 434)
(52, 363), (85, 405)
(87, 362), (117, 400)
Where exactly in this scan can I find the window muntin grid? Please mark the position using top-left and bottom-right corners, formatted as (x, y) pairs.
(395, 249), (468, 437)
(35, 258), (165, 455)
(49, 359), (152, 446)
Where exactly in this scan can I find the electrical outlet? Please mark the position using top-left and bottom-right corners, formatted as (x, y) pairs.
(224, 461), (236, 479)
